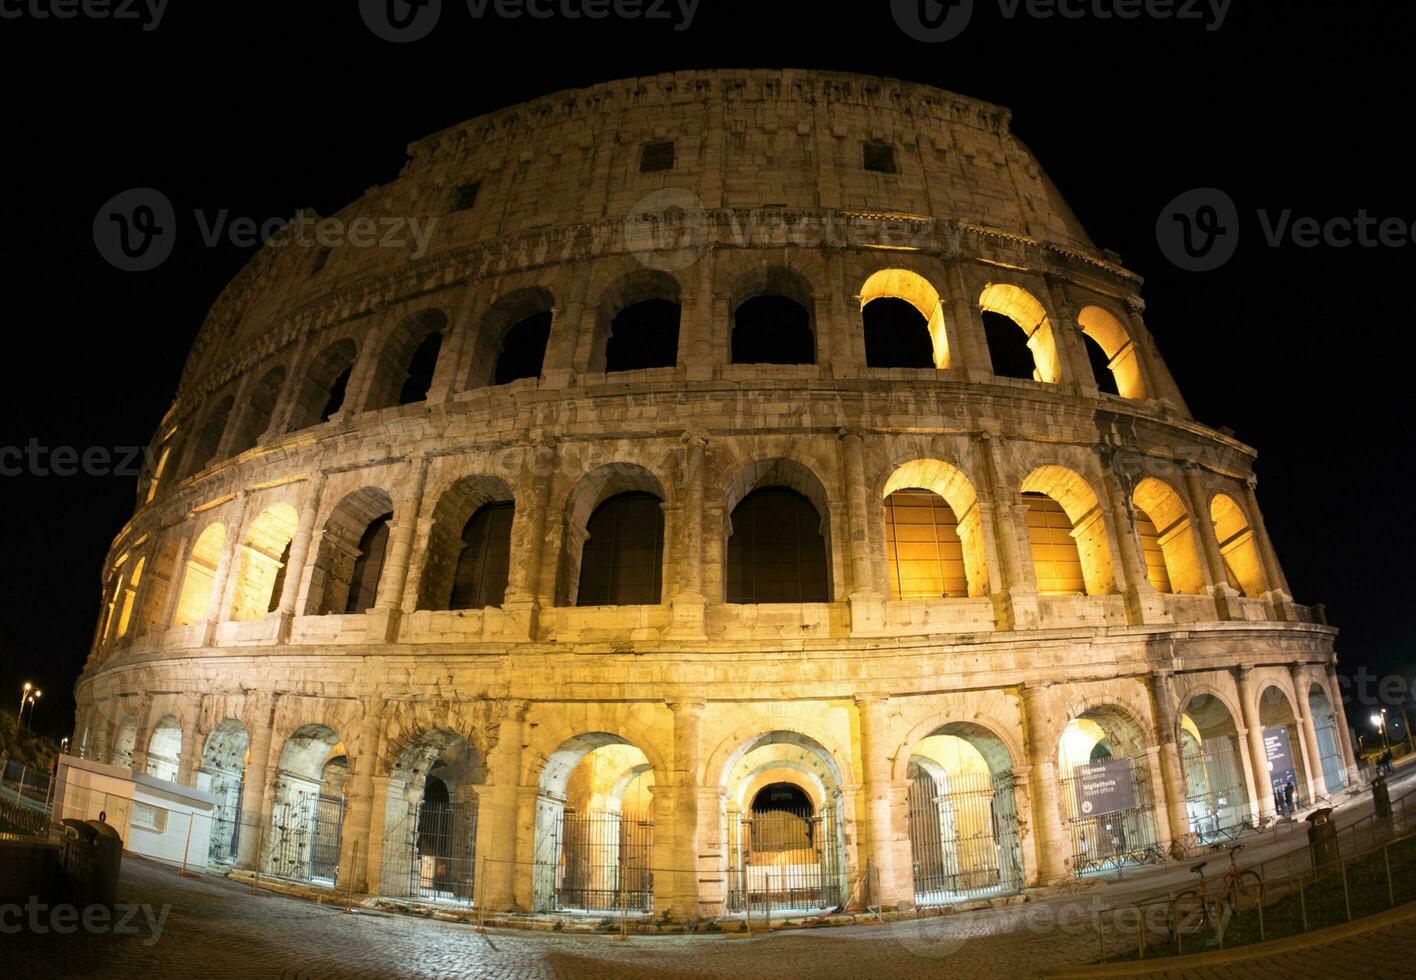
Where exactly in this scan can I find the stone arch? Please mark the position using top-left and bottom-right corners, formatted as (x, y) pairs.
(1077, 305), (1147, 400)
(729, 265), (817, 365)
(1307, 682), (1347, 793)
(1258, 684), (1310, 811)
(1176, 691), (1251, 834)
(1210, 492), (1266, 597)
(721, 457), (835, 603)
(464, 286), (557, 388)
(860, 268), (949, 369)
(230, 503), (299, 621)
(178, 393), (235, 480)
(378, 727), (488, 899)
(557, 463), (667, 607)
(139, 534), (182, 635)
(882, 458), (988, 598)
(1020, 465), (1115, 596)
(286, 338), (358, 431)
(979, 282), (1061, 384)
(266, 723), (346, 881)
(591, 268), (683, 373)
(111, 714), (139, 769)
(304, 487), (396, 616)
(200, 718), (250, 865)
(114, 556), (145, 638)
(227, 365), (287, 455)
(172, 522), (226, 627)
(145, 714), (182, 781)
(416, 474), (516, 611)
(1132, 477), (1205, 594)
(363, 308), (449, 411)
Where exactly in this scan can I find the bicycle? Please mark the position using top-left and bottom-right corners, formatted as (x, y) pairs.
(1168, 844), (1262, 947)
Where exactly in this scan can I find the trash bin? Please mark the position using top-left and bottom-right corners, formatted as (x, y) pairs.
(86, 819), (124, 906)
(1305, 807), (1337, 876)
(57, 816), (124, 906)
(1373, 775), (1393, 822)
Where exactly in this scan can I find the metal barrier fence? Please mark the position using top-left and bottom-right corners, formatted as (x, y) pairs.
(1061, 758), (1166, 877)
(269, 790), (344, 885)
(907, 770), (1024, 906)
(726, 804), (845, 914)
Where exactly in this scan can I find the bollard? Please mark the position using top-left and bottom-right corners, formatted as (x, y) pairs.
(1341, 859), (1352, 921)
(474, 854), (488, 933)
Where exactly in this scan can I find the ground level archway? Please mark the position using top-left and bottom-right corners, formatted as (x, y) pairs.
(266, 724), (347, 884)
(198, 719), (249, 865)
(1056, 704), (1163, 876)
(1177, 693), (1250, 840)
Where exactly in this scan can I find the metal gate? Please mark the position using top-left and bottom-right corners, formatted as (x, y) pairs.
(208, 777), (243, 865)
(726, 803), (844, 913)
(270, 790), (344, 884)
(549, 808), (653, 912)
(1061, 757), (1163, 877)
(1313, 712), (1347, 792)
(410, 799), (479, 902)
(1180, 735), (1249, 843)
(907, 771), (1023, 906)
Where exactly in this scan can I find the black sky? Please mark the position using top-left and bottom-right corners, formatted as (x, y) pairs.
(1, 1), (1412, 735)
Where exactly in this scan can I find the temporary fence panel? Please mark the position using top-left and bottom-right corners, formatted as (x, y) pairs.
(1062, 756), (1164, 876)
(908, 770), (1024, 906)
(726, 803), (844, 913)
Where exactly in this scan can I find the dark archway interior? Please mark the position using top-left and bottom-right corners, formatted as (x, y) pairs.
(862, 298), (933, 368)
(605, 299), (679, 372)
(577, 491), (664, 605)
(982, 312), (1036, 380)
(321, 366), (352, 422)
(450, 501), (513, 609)
(751, 781), (813, 815)
(1082, 334), (1119, 395)
(495, 311), (551, 385)
(398, 332), (443, 405)
(731, 296), (814, 365)
(346, 513), (392, 614)
(727, 487), (829, 603)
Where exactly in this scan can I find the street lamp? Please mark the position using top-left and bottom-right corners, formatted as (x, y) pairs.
(15, 682), (31, 734)
(20, 690), (41, 733)
(1371, 709), (1391, 751)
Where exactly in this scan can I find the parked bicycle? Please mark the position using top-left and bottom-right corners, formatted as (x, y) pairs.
(1169, 844), (1262, 946)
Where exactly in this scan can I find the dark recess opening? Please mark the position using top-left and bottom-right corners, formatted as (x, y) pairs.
(604, 299), (679, 372)
(1082, 334), (1119, 395)
(982, 312), (1036, 380)
(398, 332), (443, 405)
(731, 296), (815, 365)
(494, 312), (551, 385)
(863, 298), (933, 368)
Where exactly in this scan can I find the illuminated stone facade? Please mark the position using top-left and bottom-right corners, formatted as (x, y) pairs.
(74, 70), (1353, 917)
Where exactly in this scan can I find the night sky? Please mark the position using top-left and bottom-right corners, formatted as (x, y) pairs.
(1, 1), (1412, 736)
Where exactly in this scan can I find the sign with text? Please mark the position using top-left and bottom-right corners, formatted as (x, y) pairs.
(1263, 726), (1298, 800)
(1073, 757), (1136, 818)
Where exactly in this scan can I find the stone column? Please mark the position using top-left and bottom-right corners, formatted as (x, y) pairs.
(1289, 664), (1328, 800)
(481, 700), (528, 910)
(1244, 479), (1294, 618)
(235, 692), (277, 869)
(1148, 671), (1191, 846)
(668, 700), (704, 917)
(276, 472), (327, 637)
(1018, 685), (1069, 882)
(127, 694), (155, 775)
(204, 491), (250, 645)
(1043, 275), (1098, 394)
(977, 433), (1039, 630)
(177, 720), (204, 786)
(840, 429), (884, 634)
(1099, 448), (1163, 625)
(337, 697), (385, 894)
(1234, 667), (1276, 818)
(669, 434), (708, 637)
(1325, 663), (1360, 785)
(368, 455), (429, 641)
(1182, 461), (1238, 619)
(945, 263), (992, 382)
(854, 696), (907, 907)
(1231, 721), (1263, 824)
(504, 443), (555, 638)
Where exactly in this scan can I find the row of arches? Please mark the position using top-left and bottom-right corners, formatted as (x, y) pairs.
(81, 671), (1346, 910)
(150, 269), (1155, 499)
(102, 455), (1272, 648)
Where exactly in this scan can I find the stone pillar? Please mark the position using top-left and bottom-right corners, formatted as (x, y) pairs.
(1289, 664), (1328, 800)
(1234, 667), (1276, 818)
(177, 722), (203, 786)
(840, 429), (884, 634)
(1142, 746), (1176, 852)
(482, 700), (528, 910)
(1099, 448), (1164, 625)
(1325, 663), (1359, 785)
(235, 692), (277, 869)
(669, 434), (708, 637)
(1043, 276), (1097, 394)
(337, 697), (385, 894)
(204, 491), (250, 644)
(127, 694), (155, 775)
(1148, 671), (1191, 846)
(1231, 722), (1263, 824)
(1018, 685), (1069, 882)
(854, 696), (907, 907)
(668, 700), (704, 917)
(504, 443), (555, 638)
(276, 472), (327, 635)
(977, 433), (1039, 630)
(1243, 479), (1294, 619)
(368, 455), (429, 641)
(1182, 461), (1239, 620)
(945, 263), (992, 382)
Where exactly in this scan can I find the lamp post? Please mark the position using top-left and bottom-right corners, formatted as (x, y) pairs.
(20, 690), (41, 733)
(15, 682), (31, 734)
(1371, 709), (1390, 751)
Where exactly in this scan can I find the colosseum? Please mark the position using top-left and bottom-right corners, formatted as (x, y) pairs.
(72, 69), (1355, 921)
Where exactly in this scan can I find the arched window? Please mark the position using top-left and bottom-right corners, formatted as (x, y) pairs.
(1133, 508), (1171, 593)
(449, 502), (514, 609)
(1022, 492), (1084, 595)
(397, 331), (443, 405)
(346, 514), (392, 614)
(731, 296), (815, 364)
(180, 395), (234, 480)
(1081, 334), (1119, 396)
(1210, 493), (1266, 597)
(115, 558), (145, 638)
(230, 505), (299, 621)
(1077, 306), (1148, 400)
(173, 523), (227, 626)
(979, 284), (1061, 384)
(860, 269), (949, 369)
(726, 487), (829, 603)
(885, 489), (967, 599)
(227, 366), (286, 456)
(287, 339), (357, 432)
(494, 312), (551, 385)
(576, 492), (664, 605)
(1132, 478), (1205, 594)
(605, 300), (680, 372)
(363, 310), (448, 411)
(1019, 465), (1116, 597)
